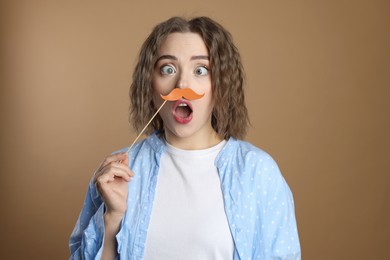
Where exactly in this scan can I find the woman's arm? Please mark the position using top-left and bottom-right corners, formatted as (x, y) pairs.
(101, 212), (124, 260)
(95, 152), (133, 259)
(69, 152), (133, 259)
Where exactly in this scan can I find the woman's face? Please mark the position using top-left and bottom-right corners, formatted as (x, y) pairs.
(152, 32), (217, 148)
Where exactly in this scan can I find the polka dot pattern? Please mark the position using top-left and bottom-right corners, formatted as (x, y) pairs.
(69, 132), (301, 259)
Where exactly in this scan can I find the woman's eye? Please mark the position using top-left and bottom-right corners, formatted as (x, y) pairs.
(160, 65), (176, 75)
(194, 66), (209, 76)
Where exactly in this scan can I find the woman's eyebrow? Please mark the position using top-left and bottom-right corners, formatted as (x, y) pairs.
(156, 55), (177, 62)
(156, 55), (209, 62)
(191, 55), (209, 60)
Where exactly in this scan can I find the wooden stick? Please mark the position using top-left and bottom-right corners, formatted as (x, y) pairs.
(126, 100), (167, 153)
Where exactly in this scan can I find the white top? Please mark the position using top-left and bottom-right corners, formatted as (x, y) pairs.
(143, 140), (233, 260)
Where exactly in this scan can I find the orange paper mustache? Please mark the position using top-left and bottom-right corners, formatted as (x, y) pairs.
(160, 88), (205, 101)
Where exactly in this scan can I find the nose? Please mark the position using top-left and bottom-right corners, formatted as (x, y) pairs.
(175, 70), (188, 89)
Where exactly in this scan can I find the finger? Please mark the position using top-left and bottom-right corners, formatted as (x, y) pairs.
(108, 163), (133, 181)
(100, 152), (128, 168)
(94, 160), (133, 184)
(122, 154), (129, 166)
(117, 153), (129, 165)
(97, 166), (133, 183)
(106, 161), (133, 177)
(106, 152), (133, 175)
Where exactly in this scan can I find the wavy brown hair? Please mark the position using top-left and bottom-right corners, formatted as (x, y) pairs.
(129, 16), (249, 140)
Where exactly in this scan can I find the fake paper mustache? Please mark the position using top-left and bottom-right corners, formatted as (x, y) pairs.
(160, 88), (205, 101)
(125, 88), (203, 152)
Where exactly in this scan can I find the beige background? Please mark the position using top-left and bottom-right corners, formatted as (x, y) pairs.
(1, 0), (389, 259)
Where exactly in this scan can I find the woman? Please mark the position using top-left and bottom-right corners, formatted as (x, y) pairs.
(69, 16), (301, 260)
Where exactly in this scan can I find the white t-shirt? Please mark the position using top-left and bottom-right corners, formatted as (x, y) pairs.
(143, 140), (234, 260)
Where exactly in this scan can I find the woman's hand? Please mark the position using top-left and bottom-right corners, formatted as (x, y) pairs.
(93, 152), (134, 216)
(94, 152), (133, 259)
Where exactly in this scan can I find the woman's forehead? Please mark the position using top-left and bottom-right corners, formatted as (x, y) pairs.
(157, 32), (208, 57)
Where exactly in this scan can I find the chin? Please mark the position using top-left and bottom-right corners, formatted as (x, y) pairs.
(167, 128), (197, 139)
(162, 115), (214, 140)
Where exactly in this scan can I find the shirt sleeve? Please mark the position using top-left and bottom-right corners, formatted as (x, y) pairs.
(69, 179), (106, 260)
(259, 157), (301, 260)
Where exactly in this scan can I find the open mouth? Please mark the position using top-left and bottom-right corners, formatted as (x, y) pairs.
(176, 103), (192, 118)
(173, 100), (193, 123)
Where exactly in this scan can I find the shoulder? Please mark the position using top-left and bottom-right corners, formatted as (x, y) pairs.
(218, 138), (279, 170)
(217, 138), (286, 192)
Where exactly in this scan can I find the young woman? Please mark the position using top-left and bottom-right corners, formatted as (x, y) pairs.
(69, 16), (301, 260)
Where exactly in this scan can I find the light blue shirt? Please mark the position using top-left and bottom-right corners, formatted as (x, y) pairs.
(69, 133), (301, 259)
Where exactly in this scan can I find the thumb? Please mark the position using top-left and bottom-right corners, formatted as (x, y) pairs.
(122, 154), (129, 166)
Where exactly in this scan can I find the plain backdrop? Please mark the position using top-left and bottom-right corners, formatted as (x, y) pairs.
(0, 0), (389, 259)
